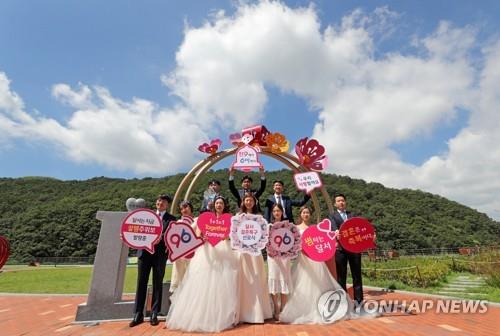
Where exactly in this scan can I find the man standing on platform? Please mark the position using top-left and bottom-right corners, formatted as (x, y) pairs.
(130, 194), (176, 327)
(228, 166), (266, 207)
(328, 193), (364, 304)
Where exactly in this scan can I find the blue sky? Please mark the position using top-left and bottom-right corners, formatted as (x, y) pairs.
(1, 1), (500, 219)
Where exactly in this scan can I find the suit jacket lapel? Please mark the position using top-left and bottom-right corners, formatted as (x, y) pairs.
(332, 211), (343, 230)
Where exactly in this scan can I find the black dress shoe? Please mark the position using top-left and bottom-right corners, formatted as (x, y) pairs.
(150, 312), (159, 326)
(129, 312), (144, 327)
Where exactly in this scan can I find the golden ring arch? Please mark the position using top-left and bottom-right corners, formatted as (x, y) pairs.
(170, 147), (334, 222)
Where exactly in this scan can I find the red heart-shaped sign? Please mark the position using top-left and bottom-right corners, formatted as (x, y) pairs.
(197, 212), (232, 246)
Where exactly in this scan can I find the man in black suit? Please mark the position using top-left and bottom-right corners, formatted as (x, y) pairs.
(130, 194), (176, 327)
(264, 180), (310, 223)
(328, 193), (363, 304)
(228, 166), (266, 207)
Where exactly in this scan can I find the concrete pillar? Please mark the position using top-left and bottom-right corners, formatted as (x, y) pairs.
(75, 211), (170, 322)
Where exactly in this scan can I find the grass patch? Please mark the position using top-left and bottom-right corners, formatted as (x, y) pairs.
(0, 265), (172, 294)
(1, 255), (499, 303)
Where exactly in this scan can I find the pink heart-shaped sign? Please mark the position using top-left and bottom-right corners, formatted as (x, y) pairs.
(317, 218), (332, 232)
(197, 212), (232, 246)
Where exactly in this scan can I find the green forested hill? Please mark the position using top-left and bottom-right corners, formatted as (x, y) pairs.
(0, 170), (498, 262)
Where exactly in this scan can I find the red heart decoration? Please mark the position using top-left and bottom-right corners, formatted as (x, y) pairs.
(198, 143), (210, 152)
(210, 139), (222, 147)
(198, 139), (221, 154)
(197, 212), (232, 246)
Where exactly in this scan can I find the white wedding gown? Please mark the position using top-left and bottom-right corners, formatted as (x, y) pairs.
(166, 240), (240, 332)
(169, 216), (197, 293)
(267, 256), (292, 294)
(238, 253), (273, 323)
(280, 228), (353, 324)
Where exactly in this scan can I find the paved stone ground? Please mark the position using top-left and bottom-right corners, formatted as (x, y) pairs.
(0, 290), (498, 336)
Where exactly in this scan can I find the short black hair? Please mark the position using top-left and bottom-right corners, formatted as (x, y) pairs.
(157, 194), (172, 203)
(241, 175), (253, 183)
(179, 200), (193, 212)
(208, 179), (221, 186)
(334, 193), (346, 201)
(272, 180), (284, 186)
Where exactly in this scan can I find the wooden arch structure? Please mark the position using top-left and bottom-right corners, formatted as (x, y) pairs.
(170, 146), (334, 221)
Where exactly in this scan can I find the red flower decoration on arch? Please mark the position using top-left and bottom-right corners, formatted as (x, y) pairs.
(198, 139), (222, 155)
(294, 137), (328, 171)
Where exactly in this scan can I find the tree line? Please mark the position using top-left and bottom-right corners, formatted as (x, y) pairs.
(0, 170), (498, 262)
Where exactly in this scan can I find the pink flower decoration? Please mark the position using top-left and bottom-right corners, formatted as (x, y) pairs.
(294, 137), (328, 170)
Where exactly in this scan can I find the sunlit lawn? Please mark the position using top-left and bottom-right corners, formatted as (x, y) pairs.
(1, 258), (498, 303)
(0, 265), (172, 294)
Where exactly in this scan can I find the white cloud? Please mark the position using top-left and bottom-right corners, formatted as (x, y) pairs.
(0, 78), (208, 174)
(0, 72), (36, 143)
(162, 1), (499, 219)
(1, 1), (499, 219)
(52, 83), (95, 110)
(412, 41), (500, 219)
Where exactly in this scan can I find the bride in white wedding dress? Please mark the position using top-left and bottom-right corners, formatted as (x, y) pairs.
(280, 206), (353, 324)
(165, 196), (240, 332)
